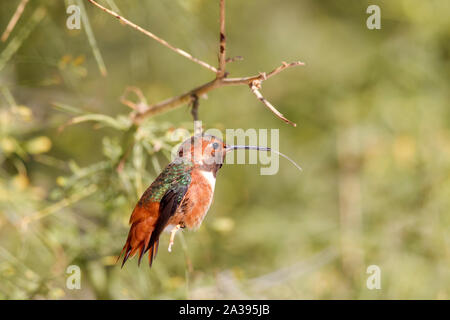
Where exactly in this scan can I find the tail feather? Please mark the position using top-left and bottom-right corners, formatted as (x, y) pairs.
(120, 246), (132, 268)
(137, 245), (145, 266)
(118, 224), (161, 268)
(118, 202), (163, 268)
(148, 240), (159, 267)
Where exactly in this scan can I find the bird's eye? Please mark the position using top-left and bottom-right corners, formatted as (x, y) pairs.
(212, 142), (219, 150)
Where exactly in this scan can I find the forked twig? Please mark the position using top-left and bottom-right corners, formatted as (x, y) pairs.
(87, 0), (305, 127)
(250, 80), (296, 127)
(132, 61), (304, 125)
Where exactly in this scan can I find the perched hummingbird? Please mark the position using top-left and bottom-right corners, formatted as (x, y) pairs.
(118, 134), (271, 267)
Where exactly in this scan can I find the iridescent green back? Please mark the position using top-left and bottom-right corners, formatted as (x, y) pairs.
(141, 158), (194, 204)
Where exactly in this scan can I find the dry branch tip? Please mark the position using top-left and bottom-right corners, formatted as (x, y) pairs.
(88, 0), (304, 127)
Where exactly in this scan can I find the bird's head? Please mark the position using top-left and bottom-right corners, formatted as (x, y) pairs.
(176, 134), (271, 168)
(177, 134), (226, 168)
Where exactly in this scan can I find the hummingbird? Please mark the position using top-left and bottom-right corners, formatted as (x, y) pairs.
(118, 134), (272, 267)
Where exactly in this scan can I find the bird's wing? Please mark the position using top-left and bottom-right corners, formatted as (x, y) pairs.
(119, 160), (193, 267)
(144, 183), (189, 263)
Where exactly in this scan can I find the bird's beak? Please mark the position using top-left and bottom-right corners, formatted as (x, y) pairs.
(223, 144), (302, 171)
(224, 145), (271, 153)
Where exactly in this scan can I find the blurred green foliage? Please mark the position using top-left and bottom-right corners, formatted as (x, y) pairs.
(0, 0), (449, 299)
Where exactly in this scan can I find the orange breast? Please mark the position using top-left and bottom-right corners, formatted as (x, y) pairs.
(168, 169), (215, 229)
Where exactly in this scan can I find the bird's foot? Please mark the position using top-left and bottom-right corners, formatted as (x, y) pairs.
(168, 224), (181, 252)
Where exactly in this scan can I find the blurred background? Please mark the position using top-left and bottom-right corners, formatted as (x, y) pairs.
(0, 0), (449, 299)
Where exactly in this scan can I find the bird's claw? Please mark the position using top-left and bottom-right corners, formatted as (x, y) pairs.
(168, 224), (181, 252)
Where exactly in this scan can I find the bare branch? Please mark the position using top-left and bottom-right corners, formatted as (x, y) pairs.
(219, 61), (305, 86)
(88, 0), (305, 127)
(1, 0), (29, 42)
(132, 79), (222, 123)
(87, 0), (218, 73)
(217, 0), (227, 78)
(132, 61), (304, 125)
(266, 61), (305, 79)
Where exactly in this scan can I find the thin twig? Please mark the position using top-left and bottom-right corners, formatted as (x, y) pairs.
(87, 1), (305, 127)
(217, 0), (226, 78)
(132, 78), (222, 123)
(87, 0), (217, 73)
(1, 0), (29, 42)
(250, 80), (296, 127)
(132, 61), (304, 125)
(266, 61), (304, 79)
